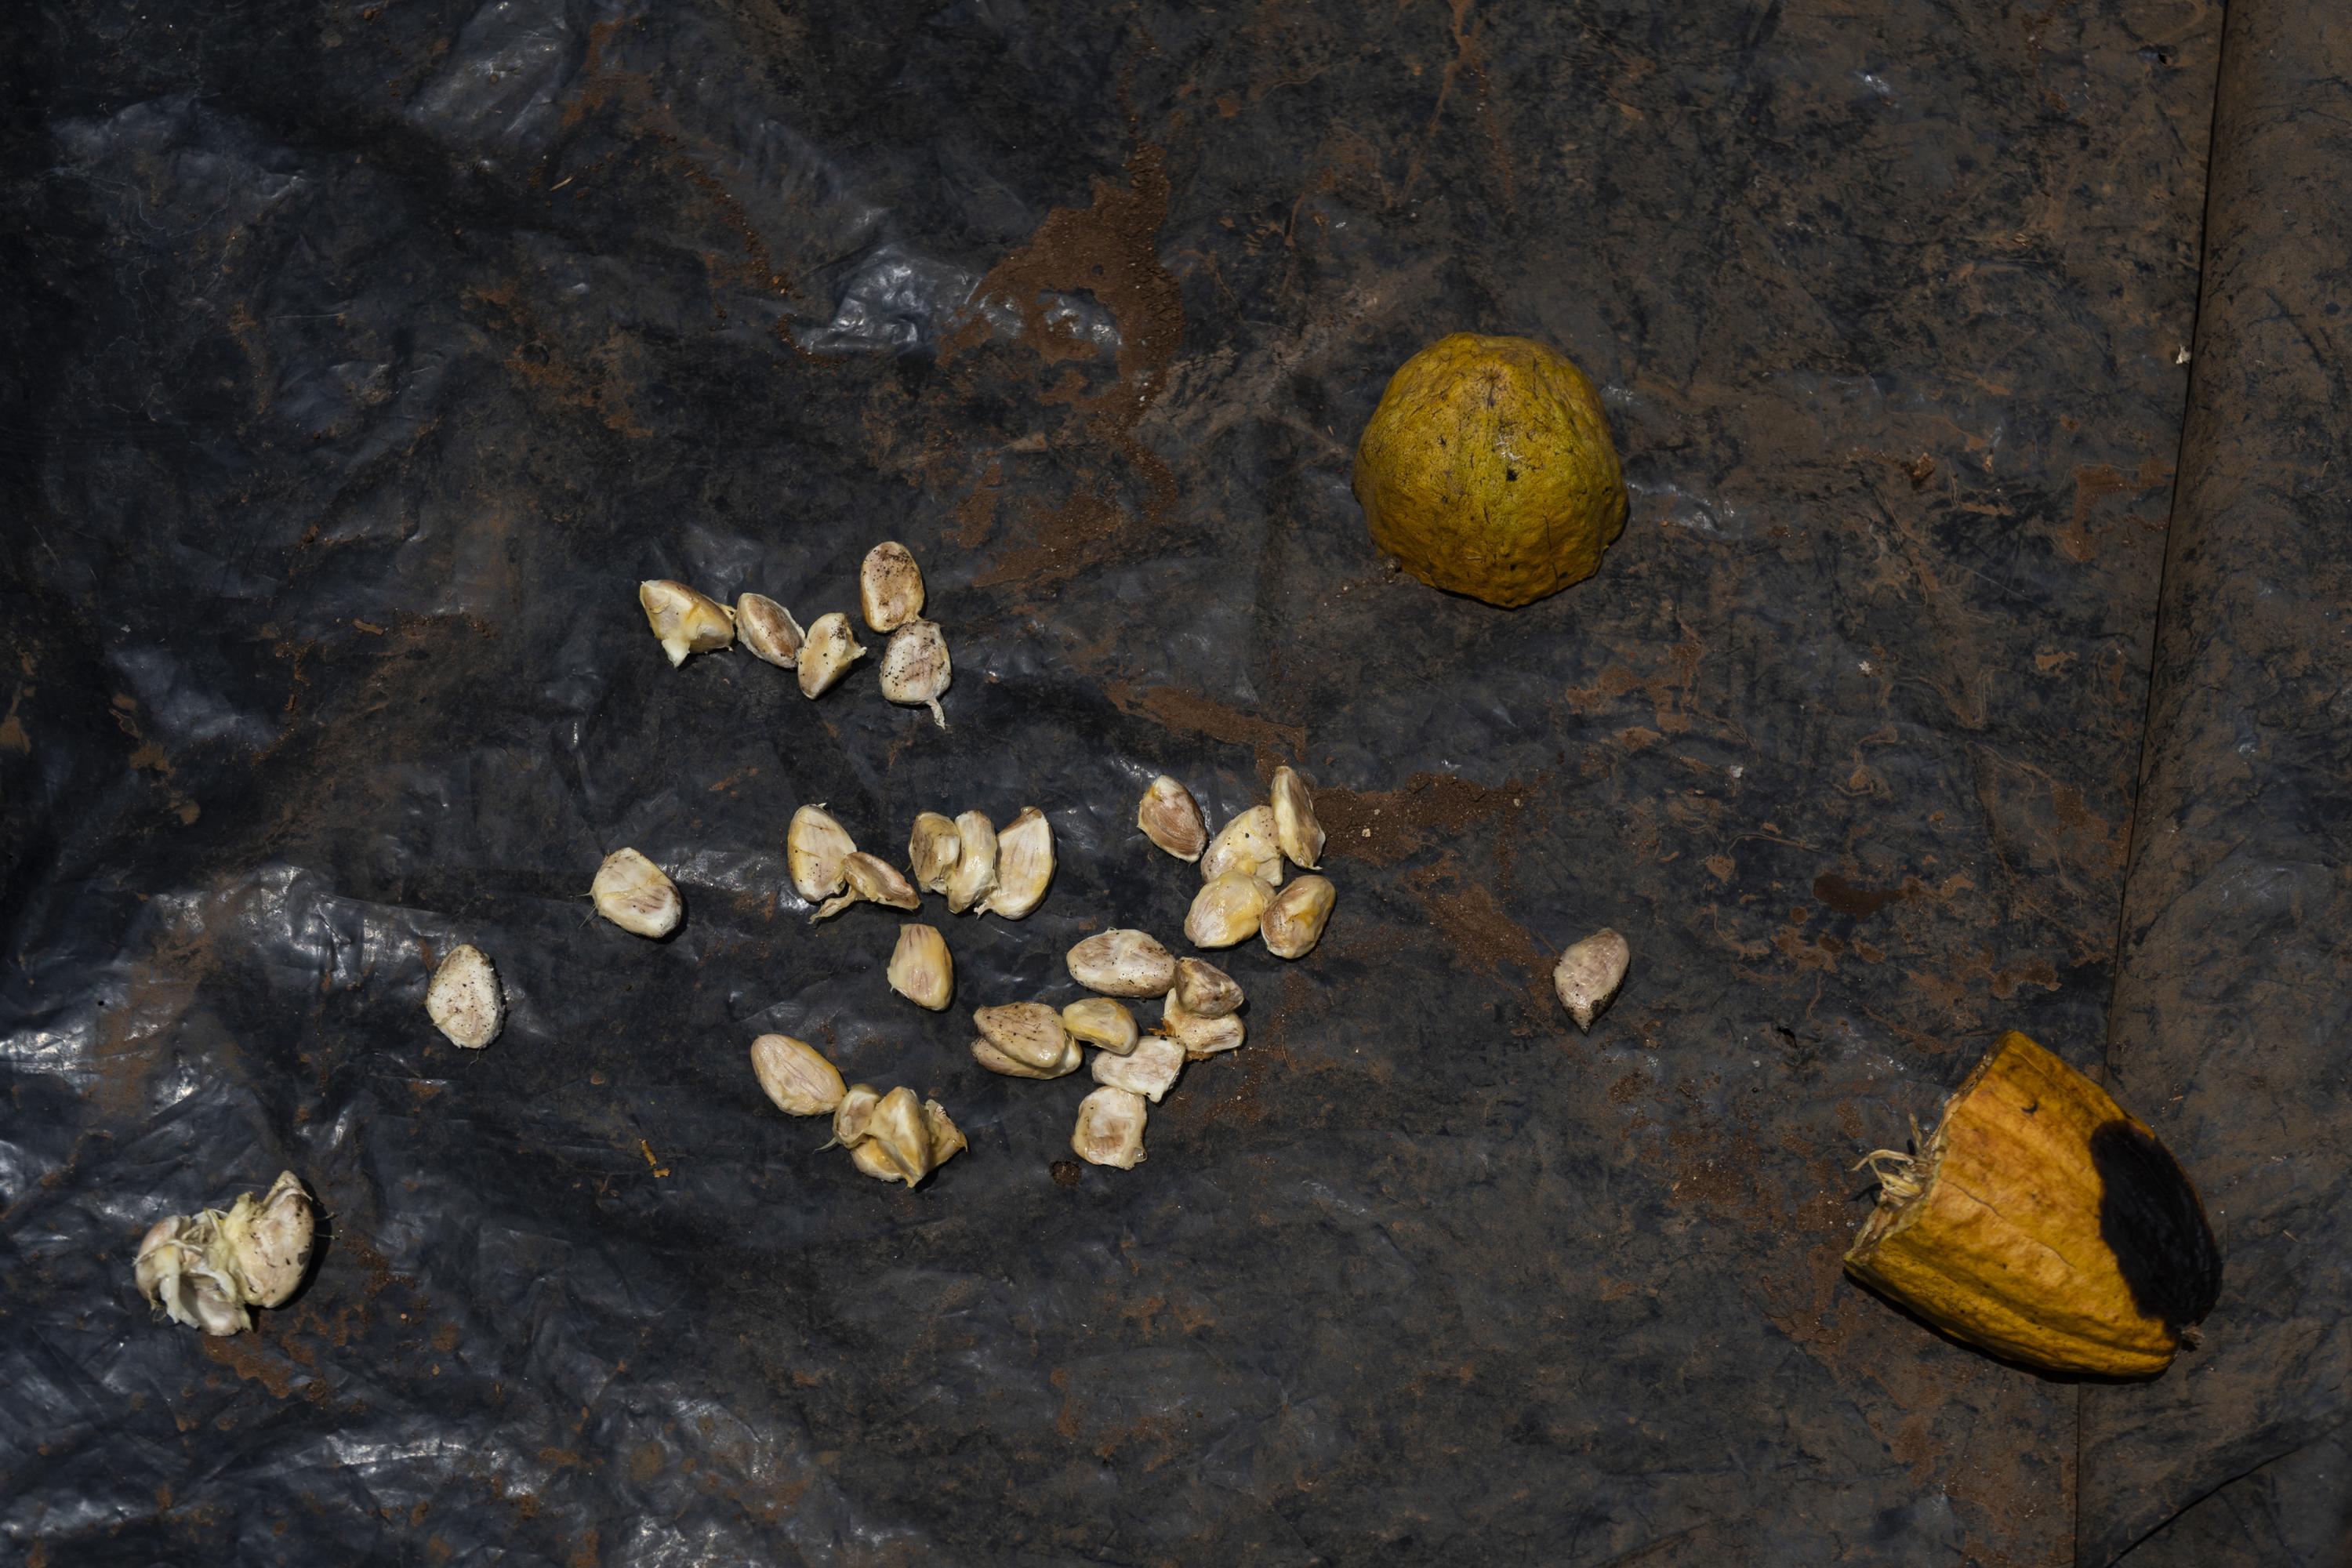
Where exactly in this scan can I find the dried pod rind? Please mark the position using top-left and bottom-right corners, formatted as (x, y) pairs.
(788, 805), (858, 903)
(1270, 766), (1326, 869)
(1185, 873), (1273, 949)
(1262, 875), (1337, 960)
(751, 1033), (847, 1116)
(1073, 1086), (1148, 1169)
(639, 579), (735, 666)
(974, 1001), (1070, 1071)
(798, 612), (867, 697)
(1552, 927), (1630, 1030)
(879, 619), (952, 728)
(1065, 929), (1178, 998)
(1091, 1033), (1184, 1102)
(736, 593), (805, 667)
(1173, 956), (1245, 1018)
(859, 542), (925, 632)
(972, 1035), (1083, 1079)
(1137, 775), (1208, 862)
(814, 851), (922, 921)
(1202, 805), (1284, 887)
(982, 807), (1054, 919)
(945, 810), (998, 914)
(887, 924), (955, 1011)
(1845, 1030), (2222, 1377)
(426, 943), (505, 1048)
(592, 848), (683, 938)
(907, 811), (962, 894)
(1062, 997), (1140, 1055)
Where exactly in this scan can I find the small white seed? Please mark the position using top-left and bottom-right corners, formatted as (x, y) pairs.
(945, 810), (998, 914)
(1185, 873), (1272, 949)
(982, 807), (1054, 919)
(1073, 1086), (1148, 1169)
(1137, 775), (1208, 861)
(879, 619), (952, 728)
(639, 579), (735, 666)
(859, 542), (925, 632)
(1065, 929), (1177, 997)
(1262, 874), (1336, 960)
(973, 1001), (1070, 1071)
(219, 1171), (314, 1308)
(593, 848), (682, 938)
(923, 1099), (968, 1168)
(797, 612), (866, 697)
(1203, 804), (1283, 887)
(887, 924), (954, 1011)
(907, 811), (962, 894)
(1062, 997), (1139, 1054)
(788, 805), (858, 903)
(1160, 989), (1246, 1059)
(735, 593), (804, 667)
(750, 1033), (846, 1116)
(1270, 766), (1325, 869)
(1091, 1033), (1184, 1102)
(1173, 956), (1244, 1018)
(865, 1086), (935, 1187)
(971, 1034), (1083, 1079)
(1554, 927), (1631, 1031)
(813, 851), (922, 921)
(425, 943), (504, 1048)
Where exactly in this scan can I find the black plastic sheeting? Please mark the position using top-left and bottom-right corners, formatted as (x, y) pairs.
(3, 0), (2339, 1562)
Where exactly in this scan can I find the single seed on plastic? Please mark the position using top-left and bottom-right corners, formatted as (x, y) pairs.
(907, 811), (962, 894)
(946, 810), (998, 914)
(865, 1086), (935, 1187)
(1137, 775), (1208, 861)
(879, 619), (952, 728)
(1065, 929), (1177, 997)
(735, 593), (804, 667)
(923, 1100), (968, 1168)
(1202, 804), (1284, 887)
(1270, 766), (1325, 869)
(1062, 997), (1139, 1054)
(859, 542), (925, 632)
(1173, 956), (1244, 1018)
(797, 612), (866, 697)
(218, 1171), (315, 1308)
(887, 924), (954, 1011)
(788, 804), (857, 903)
(1091, 1033), (1184, 1102)
(593, 848), (682, 938)
(1553, 927), (1631, 1031)
(974, 1001), (1070, 1071)
(426, 943), (504, 1048)
(982, 807), (1054, 919)
(1073, 1086), (1148, 1169)
(639, 579), (735, 666)
(750, 1033), (846, 1116)
(1185, 872), (1273, 949)
(813, 851), (922, 921)
(1160, 989), (1246, 1059)
(1262, 875), (1336, 960)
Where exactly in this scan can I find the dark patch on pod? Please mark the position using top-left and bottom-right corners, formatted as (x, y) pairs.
(2092, 1119), (2223, 1330)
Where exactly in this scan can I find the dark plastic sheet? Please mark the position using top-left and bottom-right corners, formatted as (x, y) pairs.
(2, 0), (2328, 1562)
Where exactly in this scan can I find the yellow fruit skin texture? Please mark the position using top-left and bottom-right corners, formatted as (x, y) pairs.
(1352, 333), (1628, 608)
(1845, 1031), (2205, 1377)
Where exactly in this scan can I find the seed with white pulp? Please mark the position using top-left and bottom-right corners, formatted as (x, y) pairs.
(1062, 997), (1138, 1054)
(833, 1083), (884, 1149)
(880, 619), (952, 728)
(426, 943), (504, 1048)
(859, 541), (926, 633)
(736, 593), (804, 667)
(1185, 873), (1272, 949)
(750, 1033), (846, 1116)
(813, 851), (922, 921)
(945, 810), (998, 914)
(217, 1171), (314, 1308)
(1091, 1033), (1184, 1102)
(1262, 874), (1336, 960)
(848, 1139), (905, 1182)
(1554, 927), (1631, 1031)
(971, 1033), (1083, 1079)
(1270, 766), (1325, 869)
(1065, 928), (1177, 997)
(136, 1215), (249, 1336)
(973, 1001), (1070, 1072)
(923, 1100), (968, 1169)
(788, 805), (858, 903)
(907, 811), (962, 894)
(1073, 1086), (1148, 1169)
(1202, 805), (1284, 887)
(797, 612), (867, 697)
(639, 579), (735, 666)
(862, 1086), (935, 1187)
(1173, 956), (1244, 1018)
(1137, 775), (1208, 862)
(982, 807), (1054, 919)
(887, 924), (954, 1010)
(1160, 989), (1246, 1059)
(593, 848), (682, 938)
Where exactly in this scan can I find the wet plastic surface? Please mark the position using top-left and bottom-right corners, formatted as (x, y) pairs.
(2, 0), (2336, 1562)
